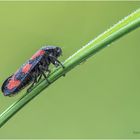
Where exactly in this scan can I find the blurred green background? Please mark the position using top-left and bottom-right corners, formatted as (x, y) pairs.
(0, 1), (140, 139)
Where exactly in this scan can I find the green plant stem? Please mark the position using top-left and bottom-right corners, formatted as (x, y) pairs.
(1, 9), (140, 128)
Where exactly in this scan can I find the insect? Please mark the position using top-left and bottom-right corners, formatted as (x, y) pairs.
(1, 46), (64, 97)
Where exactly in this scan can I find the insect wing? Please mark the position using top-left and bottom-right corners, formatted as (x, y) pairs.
(1, 75), (17, 96)
(12, 49), (45, 81)
(2, 50), (45, 95)
(14, 55), (44, 82)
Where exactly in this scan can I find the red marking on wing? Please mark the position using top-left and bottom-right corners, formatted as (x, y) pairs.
(31, 50), (45, 60)
(7, 79), (21, 90)
(22, 63), (32, 73)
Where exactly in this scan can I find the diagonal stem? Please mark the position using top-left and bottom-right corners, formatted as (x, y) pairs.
(1, 9), (140, 128)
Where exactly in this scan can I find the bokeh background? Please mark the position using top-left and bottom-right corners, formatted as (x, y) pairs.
(0, 1), (140, 139)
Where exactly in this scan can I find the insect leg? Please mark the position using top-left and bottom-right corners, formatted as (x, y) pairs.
(49, 55), (65, 77)
(49, 55), (65, 69)
(39, 64), (51, 84)
(37, 74), (42, 83)
(27, 74), (38, 93)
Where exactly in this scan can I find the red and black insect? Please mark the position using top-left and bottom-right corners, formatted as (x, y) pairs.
(1, 46), (64, 97)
